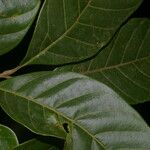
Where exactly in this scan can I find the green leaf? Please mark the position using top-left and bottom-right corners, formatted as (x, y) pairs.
(0, 0), (40, 55)
(13, 139), (59, 150)
(0, 71), (150, 149)
(57, 18), (150, 105)
(0, 124), (19, 150)
(21, 0), (142, 66)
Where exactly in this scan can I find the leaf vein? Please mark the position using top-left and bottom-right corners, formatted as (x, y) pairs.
(136, 25), (150, 59)
(100, 72), (137, 103)
(22, 0), (92, 67)
(116, 68), (150, 91)
(0, 87), (106, 149)
(133, 63), (150, 78)
(84, 56), (149, 75)
(65, 35), (95, 46)
(89, 4), (138, 12)
(120, 20), (144, 63)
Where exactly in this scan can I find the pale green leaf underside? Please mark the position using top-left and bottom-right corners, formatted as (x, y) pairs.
(57, 18), (150, 105)
(0, 124), (19, 150)
(0, 0), (40, 55)
(0, 71), (150, 150)
(21, 0), (142, 66)
(13, 139), (59, 150)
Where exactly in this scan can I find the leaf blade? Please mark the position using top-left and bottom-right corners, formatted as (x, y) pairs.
(57, 18), (150, 104)
(0, 71), (150, 149)
(0, 124), (19, 150)
(0, 0), (40, 55)
(21, 0), (142, 66)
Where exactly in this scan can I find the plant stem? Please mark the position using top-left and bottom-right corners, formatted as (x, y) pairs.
(0, 66), (21, 79)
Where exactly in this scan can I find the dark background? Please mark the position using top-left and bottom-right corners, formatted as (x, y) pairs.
(0, 0), (150, 145)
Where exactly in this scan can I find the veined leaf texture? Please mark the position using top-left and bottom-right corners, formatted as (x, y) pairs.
(0, 72), (150, 149)
(57, 18), (150, 104)
(21, 0), (142, 66)
(0, 0), (40, 55)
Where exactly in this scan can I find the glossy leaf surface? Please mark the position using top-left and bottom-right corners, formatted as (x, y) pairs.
(13, 139), (59, 150)
(21, 0), (142, 66)
(0, 124), (18, 150)
(57, 18), (150, 104)
(0, 71), (150, 149)
(0, 0), (40, 55)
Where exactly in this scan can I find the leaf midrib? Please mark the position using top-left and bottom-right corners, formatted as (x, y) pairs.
(22, 0), (92, 67)
(21, 0), (143, 67)
(83, 56), (149, 75)
(0, 87), (106, 149)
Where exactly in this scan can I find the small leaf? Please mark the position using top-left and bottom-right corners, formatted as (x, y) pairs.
(0, 0), (40, 55)
(13, 139), (59, 150)
(0, 124), (19, 150)
(21, 0), (142, 66)
(57, 18), (150, 104)
(0, 71), (150, 149)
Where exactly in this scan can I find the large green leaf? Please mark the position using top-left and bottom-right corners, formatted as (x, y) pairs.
(0, 72), (150, 149)
(0, 124), (19, 150)
(57, 18), (150, 105)
(13, 139), (59, 150)
(0, 0), (40, 55)
(21, 0), (142, 66)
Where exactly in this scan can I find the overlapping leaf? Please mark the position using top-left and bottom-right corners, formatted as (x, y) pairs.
(21, 0), (142, 66)
(57, 18), (150, 104)
(13, 139), (59, 150)
(0, 71), (150, 149)
(0, 124), (18, 150)
(0, 0), (40, 55)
